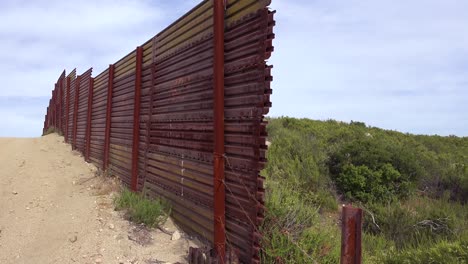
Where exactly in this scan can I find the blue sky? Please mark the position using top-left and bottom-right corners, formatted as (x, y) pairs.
(0, 0), (467, 137)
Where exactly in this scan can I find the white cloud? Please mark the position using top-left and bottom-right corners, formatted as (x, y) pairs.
(269, 0), (468, 135)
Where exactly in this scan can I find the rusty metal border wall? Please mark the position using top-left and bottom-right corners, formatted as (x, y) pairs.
(42, 1), (275, 263)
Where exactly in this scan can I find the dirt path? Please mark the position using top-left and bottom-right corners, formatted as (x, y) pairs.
(0, 134), (199, 264)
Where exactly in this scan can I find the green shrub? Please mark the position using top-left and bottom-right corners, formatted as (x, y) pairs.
(364, 197), (467, 250)
(382, 240), (468, 264)
(335, 163), (410, 203)
(261, 180), (340, 263)
(329, 138), (415, 203)
(114, 188), (170, 227)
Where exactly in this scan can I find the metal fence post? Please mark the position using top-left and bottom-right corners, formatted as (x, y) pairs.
(73, 75), (81, 150)
(341, 205), (363, 264)
(85, 77), (94, 162)
(103, 65), (115, 171)
(213, 0), (226, 262)
(131, 47), (143, 191)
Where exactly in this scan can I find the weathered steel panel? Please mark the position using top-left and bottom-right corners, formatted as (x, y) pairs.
(75, 69), (93, 154)
(66, 69), (77, 144)
(89, 69), (109, 169)
(110, 65), (136, 185)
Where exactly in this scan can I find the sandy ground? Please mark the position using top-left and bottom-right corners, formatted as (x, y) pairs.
(0, 134), (200, 264)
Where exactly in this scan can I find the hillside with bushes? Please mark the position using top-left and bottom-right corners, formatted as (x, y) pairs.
(260, 117), (468, 263)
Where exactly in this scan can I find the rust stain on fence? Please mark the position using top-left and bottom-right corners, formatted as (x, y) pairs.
(43, 1), (275, 263)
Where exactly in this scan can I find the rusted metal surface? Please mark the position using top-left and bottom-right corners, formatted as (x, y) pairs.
(341, 205), (363, 264)
(72, 75), (81, 150)
(66, 70), (77, 143)
(57, 71), (66, 134)
(75, 69), (93, 154)
(89, 68), (109, 168)
(213, 0), (226, 261)
(85, 77), (95, 162)
(131, 46), (143, 191)
(109, 49), (136, 185)
(43, 1), (275, 263)
(103, 65), (115, 170)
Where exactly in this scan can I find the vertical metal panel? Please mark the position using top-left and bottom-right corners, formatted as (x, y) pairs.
(213, 0), (226, 261)
(104, 65), (115, 170)
(73, 75), (81, 150)
(89, 69), (109, 168)
(85, 77), (95, 162)
(131, 47), (143, 191)
(75, 69), (93, 154)
(57, 70), (66, 134)
(67, 70), (77, 144)
(109, 50), (136, 186)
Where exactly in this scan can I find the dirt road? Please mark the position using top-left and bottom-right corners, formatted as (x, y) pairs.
(0, 134), (198, 264)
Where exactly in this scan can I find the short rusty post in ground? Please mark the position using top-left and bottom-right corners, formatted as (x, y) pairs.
(341, 205), (363, 264)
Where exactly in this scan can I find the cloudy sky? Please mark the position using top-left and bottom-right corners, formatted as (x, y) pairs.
(0, 0), (467, 137)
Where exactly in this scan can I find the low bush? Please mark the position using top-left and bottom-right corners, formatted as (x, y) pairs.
(114, 188), (171, 228)
(364, 197), (467, 250)
(261, 180), (340, 263)
(382, 240), (468, 264)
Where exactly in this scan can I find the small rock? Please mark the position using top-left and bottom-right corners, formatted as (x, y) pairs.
(108, 223), (115, 230)
(171, 230), (181, 241)
(95, 258), (103, 263)
(12, 191), (18, 195)
(26, 207), (30, 210)
(69, 235), (78, 243)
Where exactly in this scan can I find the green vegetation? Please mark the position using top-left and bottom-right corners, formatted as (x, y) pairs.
(261, 117), (468, 263)
(114, 188), (171, 228)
